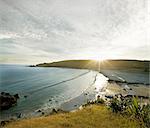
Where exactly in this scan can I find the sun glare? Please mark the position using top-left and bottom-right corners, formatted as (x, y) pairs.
(92, 56), (108, 72)
(93, 56), (107, 62)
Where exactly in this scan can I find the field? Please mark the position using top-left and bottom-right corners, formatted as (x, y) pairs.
(4, 105), (141, 128)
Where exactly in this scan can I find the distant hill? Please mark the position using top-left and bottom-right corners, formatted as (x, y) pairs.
(36, 59), (150, 72)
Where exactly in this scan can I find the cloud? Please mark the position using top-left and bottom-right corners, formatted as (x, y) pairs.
(0, 33), (20, 39)
(0, 0), (148, 64)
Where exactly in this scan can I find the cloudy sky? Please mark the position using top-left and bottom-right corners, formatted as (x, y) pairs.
(0, 0), (149, 64)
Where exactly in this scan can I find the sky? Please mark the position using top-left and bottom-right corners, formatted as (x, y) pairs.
(0, 0), (149, 64)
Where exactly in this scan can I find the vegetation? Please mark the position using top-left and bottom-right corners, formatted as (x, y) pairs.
(82, 97), (105, 107)
(3, 105), (141, 128)
(36, 59), (149, 72)
(109, 96), (150, 128)
(3, 96), (149, 128)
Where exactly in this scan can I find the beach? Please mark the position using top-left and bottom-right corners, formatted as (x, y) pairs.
(61, 72), (150, 112)
(60, 73), (108, 111)
(0, 65), (108, 121)
(0, 64), (149, 123)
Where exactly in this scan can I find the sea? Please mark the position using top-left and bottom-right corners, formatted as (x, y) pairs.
(0, 64), (106, 120)
(0, 64), (149, 120)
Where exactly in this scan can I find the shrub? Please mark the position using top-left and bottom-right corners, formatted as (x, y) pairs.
(126, 97), (150, 128)
(109, 96), (150, 128)
(83, 97), (105, 107)
(109, 97), (122, 113)
(96, 98), (105, 104)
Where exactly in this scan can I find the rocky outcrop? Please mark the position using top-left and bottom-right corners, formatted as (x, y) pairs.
(0, 92), (19, 110)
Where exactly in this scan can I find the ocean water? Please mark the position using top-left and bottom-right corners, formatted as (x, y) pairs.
(0, 65), (101, 120)
(0, 65), (149, 120)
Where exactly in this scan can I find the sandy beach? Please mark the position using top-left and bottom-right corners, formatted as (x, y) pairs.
(61, 73), (150, 112)
(60, 73), (108, 111)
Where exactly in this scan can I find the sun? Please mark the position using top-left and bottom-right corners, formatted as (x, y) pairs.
(92, 56), (108, 72)
(93, 56), (107, 62)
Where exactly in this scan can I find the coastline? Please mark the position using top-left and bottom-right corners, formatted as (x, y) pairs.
(60, 73), (108, 111)
(2, 74), (149, 127)
(1, 68), (149, 125)
(0, 72), (108, 123)
(60, 69), (150, 113)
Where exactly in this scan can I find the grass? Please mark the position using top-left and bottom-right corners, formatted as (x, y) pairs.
(4, 105), (141, 128)
(36, 59), (149, 72)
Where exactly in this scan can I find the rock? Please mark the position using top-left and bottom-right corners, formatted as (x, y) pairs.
(97, 95), (100, 99)
(0, 121), (6, 126)
(17, 113), (22, 118)
(74, 104), (77, 107)
(0, 92), (19, 110)
(85, 93), (87, 95)
(52, 108), (57, 113)
(1, 92), (5, 95)
(0, 120), (9, 126)
(124, 94), (136, 98)
(37, 110), (41, 112)
(138, 95), (149, 99)
(123, 88), (126, 91)
(24, 95), (27, 98)
(124, 85), (130, 90)
(105, 95), (113, 99)
(14, 94), (19, 99)
(56, 109), (65, 113)
(29, 65), (36, 67)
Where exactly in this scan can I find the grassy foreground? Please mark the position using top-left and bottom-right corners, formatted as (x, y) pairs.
(4, 105), (141, 128)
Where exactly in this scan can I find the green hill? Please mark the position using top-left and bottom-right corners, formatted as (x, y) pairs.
(36, 59), (149, 72)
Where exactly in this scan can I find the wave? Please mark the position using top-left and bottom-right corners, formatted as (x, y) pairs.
(28, 70), (91, 94)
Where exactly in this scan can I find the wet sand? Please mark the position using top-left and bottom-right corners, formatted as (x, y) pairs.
(61, 73), (150, 111)
(60, 73), (108, 111)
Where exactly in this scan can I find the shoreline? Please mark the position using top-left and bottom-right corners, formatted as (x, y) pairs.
(1, 70), (149, 124)
(60, 73), (108, 111)
(0, 72), (108, 122)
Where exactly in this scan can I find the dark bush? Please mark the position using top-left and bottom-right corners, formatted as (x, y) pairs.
(109, 96), (150, 128)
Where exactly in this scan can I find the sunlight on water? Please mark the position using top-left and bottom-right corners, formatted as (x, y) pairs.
(0, 65), (99, 120)
(94, 74), (108, 92)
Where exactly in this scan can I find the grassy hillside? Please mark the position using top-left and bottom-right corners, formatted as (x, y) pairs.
(4, 105), (141, 128)
(36, 59), (149, 72)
